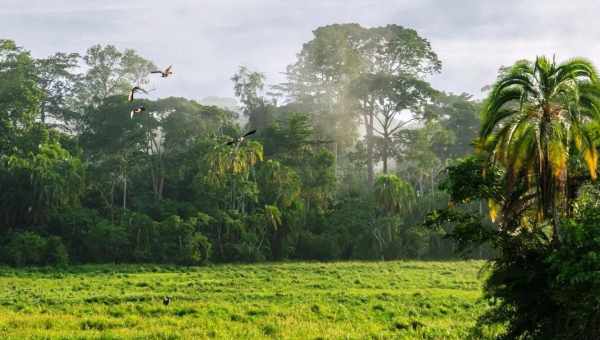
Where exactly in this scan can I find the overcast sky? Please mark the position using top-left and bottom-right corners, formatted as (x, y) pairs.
(2, 0), (599, 102)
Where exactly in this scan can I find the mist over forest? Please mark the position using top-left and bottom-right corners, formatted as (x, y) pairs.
(4, 3), (600, 338)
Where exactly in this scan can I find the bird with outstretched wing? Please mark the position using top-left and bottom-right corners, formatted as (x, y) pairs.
(226, 129), (257, 146)
(128, 86), (148, 102)
(151, 65), (173, 78)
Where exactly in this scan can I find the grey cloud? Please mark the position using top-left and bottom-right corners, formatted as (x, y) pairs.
(1, 0), (599, 100)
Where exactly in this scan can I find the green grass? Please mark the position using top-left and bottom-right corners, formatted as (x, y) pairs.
(0, 261), (499, 339)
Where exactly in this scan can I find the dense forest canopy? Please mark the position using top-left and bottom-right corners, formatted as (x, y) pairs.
(0, 24), (484, 266)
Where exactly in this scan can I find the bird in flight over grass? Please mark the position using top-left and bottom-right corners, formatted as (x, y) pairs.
(163, 296), (171, 306)
(226, 129), (257, 146)
(128, 86), (148, 102)
(130, 105), (145, 118)
(151, 65), (173, 78)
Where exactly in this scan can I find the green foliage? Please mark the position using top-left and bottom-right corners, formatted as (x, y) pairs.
(3, 231), (48, 266)
(155, 215), (211, 265)
(45, 236), (69, 267)
(0, 130), (83, 228)
(429, 57), (600, 339)
(285, 23), (441, 157)
(476, 207), (600, 339)
(75, 44), (155, 107)
(232, 66), (273, 130)
(479, 56), (600, 236)
(0, 35), (482, 268)
(0, 39), (43, 130)
(439, 156), (501, 204)
(374, 174), (415, 215)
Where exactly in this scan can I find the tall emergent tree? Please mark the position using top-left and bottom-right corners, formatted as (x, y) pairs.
(285, 24), (441, 184)
(232, 66), (274, 130)
(34, 52), (80, 126)
(351, 73), (435, 173)
(479, 56), (600, 243)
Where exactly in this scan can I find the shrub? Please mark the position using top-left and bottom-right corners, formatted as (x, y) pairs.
(294, 231), (341, 261)
(156, 215), (212, 265)
(46, 236), (69, 266)
(4, 231), (47, 266)
(84, 220), (129, 262)
(545, 208), (600, 339)
(182, 233), (211, 265)
(479, 207), (600, 339)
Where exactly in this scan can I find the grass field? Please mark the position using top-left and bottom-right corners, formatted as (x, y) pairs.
(0, 261), (498, 339)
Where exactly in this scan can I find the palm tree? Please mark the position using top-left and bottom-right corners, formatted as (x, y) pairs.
(207, 140), (264, 211)
(374, 174), (415, 215)
(373, 174), (415, 253)
(480, 56), (600, 244)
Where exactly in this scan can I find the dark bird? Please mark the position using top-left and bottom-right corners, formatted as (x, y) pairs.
(226, 130), (257, 146)
(130, 105), (145, 119)
(163, 296), (171, 306)
(151, 65), (173, 78)
(128, 86), (148, 102)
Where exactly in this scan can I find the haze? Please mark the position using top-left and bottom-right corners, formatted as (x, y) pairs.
(2, 0), (597, 101)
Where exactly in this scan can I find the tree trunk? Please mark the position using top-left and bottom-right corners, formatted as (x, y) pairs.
(382, 140), (388, 174)
(122, 166), (127, 210)
(158, 177), (164, 201)
(539, 119), (561, 246)
(365, 113), (375, 186)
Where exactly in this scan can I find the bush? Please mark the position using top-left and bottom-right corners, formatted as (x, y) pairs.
(156, 215), (212, 265)
(383, 225), (427, 260)
(225, 231), (266, 263)
(545, 208), (600, 339)
(185, 233), (211, 265)
(123, 211), (158, 262)
(46, 236), (69, 266)
(84, 220), (129, 262)
(294, 231), (341, 261)
(4, 231), (48, 266)
(479, 208), (600, 339)
(47, 208), (104, 262)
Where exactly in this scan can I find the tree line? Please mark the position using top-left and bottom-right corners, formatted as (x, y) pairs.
(0, 24), (483, 267)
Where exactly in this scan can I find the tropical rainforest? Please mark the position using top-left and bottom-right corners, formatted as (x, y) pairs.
(3, 22), (600, 338)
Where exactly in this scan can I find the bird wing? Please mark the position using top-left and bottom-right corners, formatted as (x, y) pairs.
(128, 90), (134, 102)
(150, 71), (162, 74)
(130, 110), (135, 119)
(226, 140), (237, 145)
(165, 65), (172, 73)
(243, 130), (257, 137)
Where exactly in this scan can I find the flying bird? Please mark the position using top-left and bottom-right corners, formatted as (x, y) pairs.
(226, 129), (257, 146)
(130, 105), (145, 119)
(163, 296), (171, 306)
(151, 65), (173, 78)
(128, 86), (148, 102)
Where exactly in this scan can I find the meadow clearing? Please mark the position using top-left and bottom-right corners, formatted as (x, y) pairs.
(0, 261), (498, 339)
